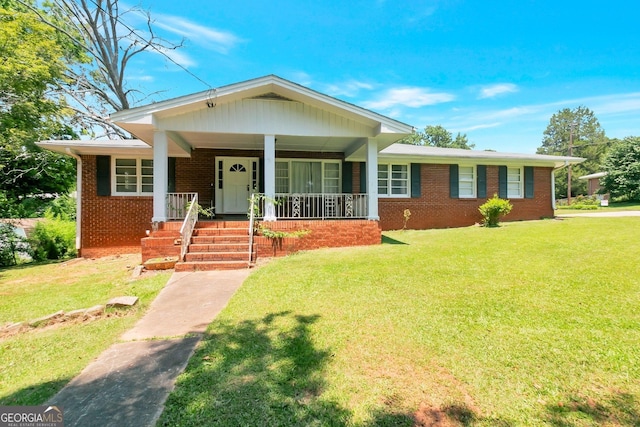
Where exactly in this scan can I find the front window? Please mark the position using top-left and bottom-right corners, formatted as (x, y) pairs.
(507, 167), (523, 198)
(459, 166), (476, 198)
(275, 160), (341, 193)
(378, 164), (409, 197)
(114, 158), (153, 195)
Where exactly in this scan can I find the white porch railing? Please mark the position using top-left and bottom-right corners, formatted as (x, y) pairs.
(257, 193), (368, 219)
(179, 193), (199, 260)
(167, 192), (198, 220)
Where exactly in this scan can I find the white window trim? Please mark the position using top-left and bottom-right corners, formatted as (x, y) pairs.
(275, 159), (342, 194)
(458, 165), (477, 199)
(507, 166), (524, 199)
(112, 157), (154, 196)
(378, 163), (410, 198)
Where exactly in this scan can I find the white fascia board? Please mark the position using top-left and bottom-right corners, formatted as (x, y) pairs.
(376, 154), (576, 167)
(578, 171), (607, 180)
(110, 75), (413, 135)
(37, 140), (152, 156)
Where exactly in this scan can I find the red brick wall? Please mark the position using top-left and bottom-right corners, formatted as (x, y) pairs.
(80, 155), (153, 256)
(80, 152), (555, 257)
(255, 219), (381, 257)
(373, 164), (554, 230)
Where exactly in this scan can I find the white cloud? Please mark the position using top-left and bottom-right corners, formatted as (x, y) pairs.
(363, 87), (455, 109)
(459, 122), (502, 132)
(128, 75), (154, 82)
(149, 45), (197, 68)
(288, 71), (313, 87)
(324, 80), (375, 97)
(153, 15), (243, 54)
(478, 83), (519, 99)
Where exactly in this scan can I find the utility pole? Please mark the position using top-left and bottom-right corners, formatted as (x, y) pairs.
(567, 122), (576, 205)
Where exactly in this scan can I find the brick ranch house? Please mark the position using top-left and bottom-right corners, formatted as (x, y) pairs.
(38, 75), (583, 270)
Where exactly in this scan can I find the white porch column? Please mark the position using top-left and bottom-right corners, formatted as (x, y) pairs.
(263, 134), (277, 221)
(152, 130), (169, 223)
(366, 138), (379, 220)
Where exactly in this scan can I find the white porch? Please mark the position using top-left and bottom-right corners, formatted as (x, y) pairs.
(109, 75), (413, 224)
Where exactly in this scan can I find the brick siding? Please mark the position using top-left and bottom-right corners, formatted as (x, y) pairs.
(377, 164), (554, 230)
(80, 153), (555, 258)
(255, 219), (381, 257)
(80, 155), (153, 256)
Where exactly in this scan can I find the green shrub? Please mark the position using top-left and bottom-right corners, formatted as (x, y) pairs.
(571, 195), (600, 206)
(479, 195), (513, 227)
(31, 216), (76, 261)
(556, 204), (599, 210)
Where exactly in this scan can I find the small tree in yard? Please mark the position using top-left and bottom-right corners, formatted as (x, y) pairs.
(601, 136), (640, 201)
(0, 222), (32, 267)
(479, 195), (512, 227)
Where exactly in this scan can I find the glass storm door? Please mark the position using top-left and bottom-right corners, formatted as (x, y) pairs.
(222, 158), (252, 213)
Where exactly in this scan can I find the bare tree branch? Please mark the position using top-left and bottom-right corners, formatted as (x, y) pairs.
(15, 0), (185, 138)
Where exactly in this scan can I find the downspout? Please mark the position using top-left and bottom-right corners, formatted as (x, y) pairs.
(65, 148), (82, 256)
(552, 161), (570, 211)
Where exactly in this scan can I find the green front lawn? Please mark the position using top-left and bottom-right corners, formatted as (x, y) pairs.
(0, 255), (170, 405)
(160, 218), (640, 426)
(556, 200), (640, 215)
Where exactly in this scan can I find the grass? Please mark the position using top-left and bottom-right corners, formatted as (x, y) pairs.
(0, 254), (171, 405)
(556, 200), (640, 215)
(159, 217), (640, 426)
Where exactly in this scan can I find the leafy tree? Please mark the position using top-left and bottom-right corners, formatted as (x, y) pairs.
(401, 125), (475, 149)
(537, 106), (609, 199)
(2, 0), (182, 216)
(601, 137), (640, 201)
(0, 0), (77, 216)
(21, 0), (184, 138)
(0, 221), (32, 266)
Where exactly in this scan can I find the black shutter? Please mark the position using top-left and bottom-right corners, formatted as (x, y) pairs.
(477, 165), (487, 198)
(168, 157), (176, 193)
(524, 166), (534, 198)
(342, 161), (353, 193)
(498, 166), (508, 198)
(96, 155), (111, 196)
(359, 162), (366, 193)
(411, 163), (421, 198)
(449, 164), (459, 198)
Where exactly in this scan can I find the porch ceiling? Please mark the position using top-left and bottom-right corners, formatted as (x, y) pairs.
(167, 131), (384, 154)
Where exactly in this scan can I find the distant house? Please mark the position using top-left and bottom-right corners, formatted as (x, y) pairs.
(38, 75), (584, 269)
(579, 171), (608, 196)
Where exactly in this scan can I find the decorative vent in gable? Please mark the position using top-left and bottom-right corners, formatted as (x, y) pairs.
(249, 92), (295, 102)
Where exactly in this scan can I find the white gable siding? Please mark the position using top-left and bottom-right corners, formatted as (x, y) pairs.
(156, 99), (376, 138)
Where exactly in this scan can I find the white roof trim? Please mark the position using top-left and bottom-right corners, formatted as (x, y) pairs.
(579, 171), (607, 180)
(378, 143), (585, 168)
(110, 75), (413, 134)
(37, 139), (154, 157)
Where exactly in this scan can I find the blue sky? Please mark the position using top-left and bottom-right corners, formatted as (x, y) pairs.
(124, 0), (640, 153)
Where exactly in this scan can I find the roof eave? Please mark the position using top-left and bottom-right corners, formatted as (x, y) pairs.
(110, 75), (413, 135)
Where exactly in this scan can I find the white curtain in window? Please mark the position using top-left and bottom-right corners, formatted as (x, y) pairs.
(291, 161), (322, 193)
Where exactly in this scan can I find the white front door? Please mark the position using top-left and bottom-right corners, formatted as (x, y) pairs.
(221, 158), (254, 213)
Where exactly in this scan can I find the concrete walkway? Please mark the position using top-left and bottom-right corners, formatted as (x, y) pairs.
(47, 269), (250, 427)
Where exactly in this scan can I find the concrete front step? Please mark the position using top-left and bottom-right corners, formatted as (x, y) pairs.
(185, 252), (251, 262)
(175, 260), (251, 272)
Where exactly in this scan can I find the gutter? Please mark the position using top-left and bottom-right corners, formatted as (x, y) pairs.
(65, 148), (82, 255)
